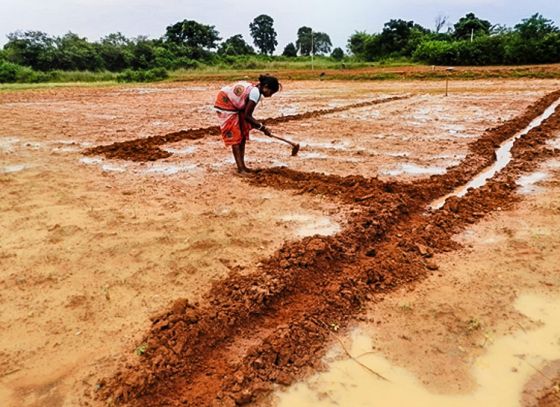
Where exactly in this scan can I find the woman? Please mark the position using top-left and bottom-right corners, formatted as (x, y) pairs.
(214, 75), (281, 173)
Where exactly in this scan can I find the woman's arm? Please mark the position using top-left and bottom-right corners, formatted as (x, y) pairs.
(243, 100), (271, 136)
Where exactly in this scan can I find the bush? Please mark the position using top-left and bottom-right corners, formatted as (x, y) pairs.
(170, 57), (200, 70)
(0, 61), (58, 83)
(331, 47), (344, 61)
(116, 67), (169, 82)
(412, 40), (456, 65)
(0, 61), (19, 82)
(413, 36), (506, 65)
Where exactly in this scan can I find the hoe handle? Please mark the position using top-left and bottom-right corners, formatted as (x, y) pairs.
(267, 133), (298, 148)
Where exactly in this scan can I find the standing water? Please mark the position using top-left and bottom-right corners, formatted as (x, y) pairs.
(431, 98), (560, 210)
(277, 293), (560, 407)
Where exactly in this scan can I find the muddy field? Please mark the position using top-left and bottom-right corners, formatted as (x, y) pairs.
(1, 78), (560, 407)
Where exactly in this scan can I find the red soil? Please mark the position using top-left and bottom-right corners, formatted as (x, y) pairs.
(94, 90), (560, 406)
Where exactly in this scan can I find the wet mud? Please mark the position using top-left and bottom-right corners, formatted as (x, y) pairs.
(84, 96), (408, 162)
(95, 91), (560, 406)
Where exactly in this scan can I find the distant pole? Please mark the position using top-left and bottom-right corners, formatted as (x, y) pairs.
(470, 28), (474, 42)
(445, 67), (454, 96)
(311, 29), (314, 71)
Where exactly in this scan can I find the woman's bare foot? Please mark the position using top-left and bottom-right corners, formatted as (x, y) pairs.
(236, 167), (254, 176)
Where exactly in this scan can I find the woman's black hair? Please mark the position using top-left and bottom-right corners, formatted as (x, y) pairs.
(258, 74), (281, 93)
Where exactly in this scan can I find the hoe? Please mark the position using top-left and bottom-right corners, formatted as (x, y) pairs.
(267, 132), (300, 156)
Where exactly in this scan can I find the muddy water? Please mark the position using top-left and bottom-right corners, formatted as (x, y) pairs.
(382, 163), (447, 177)
(276, 293), (560, 407)
(431, 98), (560, 209)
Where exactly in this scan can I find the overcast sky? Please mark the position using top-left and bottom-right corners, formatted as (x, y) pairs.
(1, 0), (559, 51)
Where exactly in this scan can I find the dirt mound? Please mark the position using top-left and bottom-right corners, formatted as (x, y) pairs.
(94, 91), (560, 406)
(84, 96), (409, 162)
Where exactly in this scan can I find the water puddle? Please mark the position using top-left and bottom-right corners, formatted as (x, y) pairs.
(162, 146), (197, 155)
(517, 172), (549, 195)
(279, 214), (340, 238)
(252, 136), (276, 144)
(299, 152), (329, 160)
(0, 137), (20, 152)
(1, 164), (28, 174)
(382, 163), (447, 177)
(547, 136), (560, 149)
(51, 146), (82, 153)
(277, 293), (560, 407)
(431, 98), (560, 209)
(334, 110), (381, 121)
(142, 163), (198, 176)
(279, 105), (301, 116)
(79, 157), (103, 165)
(79, 157), (128, 172)
(254, 137), (353, 152)
(101, 163), (127, 173)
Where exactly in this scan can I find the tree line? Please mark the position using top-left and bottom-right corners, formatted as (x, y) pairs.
(0, 12), (558, 83)
(350, 13), (560, 65)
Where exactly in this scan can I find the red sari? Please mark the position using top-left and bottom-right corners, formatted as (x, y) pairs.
(214, 81), (256, 146)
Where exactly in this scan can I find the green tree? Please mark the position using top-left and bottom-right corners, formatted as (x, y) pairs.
(55, 32), (103, 71)
(505, 14), (560, 64)
(347, 31), (384, 61)
(379, 19), (428, 55)
(98, 33), (133, 71)
(249, 14), (278, 55)
(347, 31), (371, 58)
(296, 26), (313, 55)
(331, 47), (344, 60)
(380, 19), (414, 54)
(514, 13), (558, 40)
(296, 27), (332, 55)
(4, 30), (56, 71)
(218, 35), (254, 55)
(453, 13), (491, 40)
(312, 32), (332, 55)
(164, 19), (221, 50)
(129, 36), (157, 69)
(282, 42), (297, 57)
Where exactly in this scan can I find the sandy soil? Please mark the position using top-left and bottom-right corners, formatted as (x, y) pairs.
(1, 78), (560, 406)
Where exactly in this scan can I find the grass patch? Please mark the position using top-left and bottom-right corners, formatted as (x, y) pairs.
(0, 81), (118, 91)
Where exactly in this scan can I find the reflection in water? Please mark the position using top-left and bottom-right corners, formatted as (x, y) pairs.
(277, 293), (560, 407)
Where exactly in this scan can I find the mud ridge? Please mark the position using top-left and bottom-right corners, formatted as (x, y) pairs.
(95, 92), (560, 406)
(84, 96), (409, 162)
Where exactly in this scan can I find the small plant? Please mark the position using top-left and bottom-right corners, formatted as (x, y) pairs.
(135, 343), (148, 356)
(466, 318), (482, 333)
(399, 303), (414, 312)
